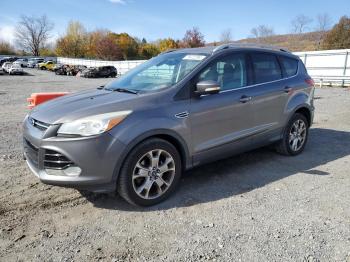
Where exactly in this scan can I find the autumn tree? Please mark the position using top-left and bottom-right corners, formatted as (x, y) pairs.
(138, 43), (160, 59)
(110, 33), (139, 59)
(157, 38), (178, 52)
(55, 21), (88, 57)
(0, 41), (16, 55)
(182, 27), (205, 48)
(15, 15), (54, 56)
(95, 34), (123, 60)
(322, 16), (350, 49)
(85, 30), (107, 58)
(39, 47), (56, 57)
(291, 14), (313, 34)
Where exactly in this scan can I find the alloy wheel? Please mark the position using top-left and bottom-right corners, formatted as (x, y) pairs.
(288, 119), (307, 152)
(132, 149), (176, 199)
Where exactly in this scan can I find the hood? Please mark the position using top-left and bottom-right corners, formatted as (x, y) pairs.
(30, 88), (147, 124)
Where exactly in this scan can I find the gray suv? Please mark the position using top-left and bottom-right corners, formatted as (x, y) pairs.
(23, 44), (315, 206)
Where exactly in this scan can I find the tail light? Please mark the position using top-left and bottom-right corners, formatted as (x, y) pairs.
(305, 78), (315, 87)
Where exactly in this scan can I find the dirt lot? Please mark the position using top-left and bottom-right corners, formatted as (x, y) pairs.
(0, 69), (349, 262)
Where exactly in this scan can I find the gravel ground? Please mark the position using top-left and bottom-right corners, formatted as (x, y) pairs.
(0, 69), (350, 262)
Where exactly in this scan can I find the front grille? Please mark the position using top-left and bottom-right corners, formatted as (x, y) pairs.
(44, 149), (74, 170)
(28, 117), (50, 131)
(24, 139), (39, 167)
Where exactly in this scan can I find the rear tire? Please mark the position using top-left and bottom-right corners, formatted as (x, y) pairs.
(276, 113), (309, 156)
(117, 138), (182, 206)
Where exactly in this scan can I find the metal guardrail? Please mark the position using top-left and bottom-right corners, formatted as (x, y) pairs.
(312, 76), (350, 87)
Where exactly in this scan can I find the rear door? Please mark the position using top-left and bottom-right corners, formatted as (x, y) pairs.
(248, 52), (294, 140)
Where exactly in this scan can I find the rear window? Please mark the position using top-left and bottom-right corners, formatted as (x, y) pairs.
(251, 53), (282, 84)
(280, 56), (298, 77)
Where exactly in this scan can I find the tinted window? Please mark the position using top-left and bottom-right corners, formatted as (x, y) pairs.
(280, 56), (298, 77)
(198, 53), (247, 91)
(251, 53), (282, 84)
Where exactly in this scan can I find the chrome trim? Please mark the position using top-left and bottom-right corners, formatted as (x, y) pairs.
(219, 74), (298, 94)
(35, 121), (49, 130)
(205, 87), (220, 92)
(175, 111), (189, 119)
(28, 117), (50, 131)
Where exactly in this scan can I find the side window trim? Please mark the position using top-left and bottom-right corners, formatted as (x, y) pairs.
(193, 51), (249, 93)
(276, 55), (287, 78)
(278, 55), (299, 78)
(275, 54), (284, 78)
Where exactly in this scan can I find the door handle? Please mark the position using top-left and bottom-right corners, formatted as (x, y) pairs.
(284, 86), (293, 93)
(239, 95), (252, 103)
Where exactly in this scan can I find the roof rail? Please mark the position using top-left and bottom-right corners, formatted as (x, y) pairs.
(212, 43), (291, 53)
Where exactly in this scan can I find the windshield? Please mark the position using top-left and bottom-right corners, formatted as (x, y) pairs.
(105, 52), (208, 92)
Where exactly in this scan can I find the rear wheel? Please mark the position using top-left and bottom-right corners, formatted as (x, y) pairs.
(117, 138), (182, 206)
(276, 113), (309, 156)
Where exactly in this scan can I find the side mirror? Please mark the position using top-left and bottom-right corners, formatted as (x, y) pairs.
(195, 80), (221, 96)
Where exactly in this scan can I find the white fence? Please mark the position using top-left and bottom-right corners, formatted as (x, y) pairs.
(57, 57), (146, 75)
(57, 49), (350, 86)
(295, 49), (350, 86)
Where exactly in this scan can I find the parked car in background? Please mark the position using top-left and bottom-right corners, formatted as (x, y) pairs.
(13, 58), (28, 67)
(80, 66), (117, 78)
(23, 44), (315, 206)
(67, 65), (87, 76)
(27, 58), (45, 68)
(2, 62), (12, 73)
(7, 57), (18, 63)
(53, 63), (64, 72)
(8, 64), (24, 75)
(54, 64), (87, 76)
(38, 61), (55, 70)
(54, 64), (68, 75)
(0, 57), (10, 67)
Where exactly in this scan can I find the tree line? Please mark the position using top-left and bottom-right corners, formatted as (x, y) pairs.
(0, 14), (349, 59)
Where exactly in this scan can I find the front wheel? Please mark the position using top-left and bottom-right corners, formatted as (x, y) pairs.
(276, 113), (309, 156)
(117, 138), (182, 206)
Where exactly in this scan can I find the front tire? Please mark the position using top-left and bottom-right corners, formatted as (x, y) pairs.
(276, 113), (309, 156)
(117, 138), (182, 206)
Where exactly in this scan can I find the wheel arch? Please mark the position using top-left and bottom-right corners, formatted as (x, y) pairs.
(294, 106), (312, 126)
(111, 129), (191, 183)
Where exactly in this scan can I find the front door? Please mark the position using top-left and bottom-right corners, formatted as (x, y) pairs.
(189, 53), (255, 164)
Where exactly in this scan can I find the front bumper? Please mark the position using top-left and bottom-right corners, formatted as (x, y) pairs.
(23, 116), (126, 192)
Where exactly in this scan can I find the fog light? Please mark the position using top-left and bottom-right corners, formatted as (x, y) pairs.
(46, 166), (82, 177)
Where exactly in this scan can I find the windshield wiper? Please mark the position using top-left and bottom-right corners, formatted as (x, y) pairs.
(106, 88), (138, 94)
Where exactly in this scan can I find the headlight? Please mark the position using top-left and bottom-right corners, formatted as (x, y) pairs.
(57, 111), (132, 136)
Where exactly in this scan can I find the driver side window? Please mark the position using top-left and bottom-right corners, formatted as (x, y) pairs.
(198, 53), (247, 91)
